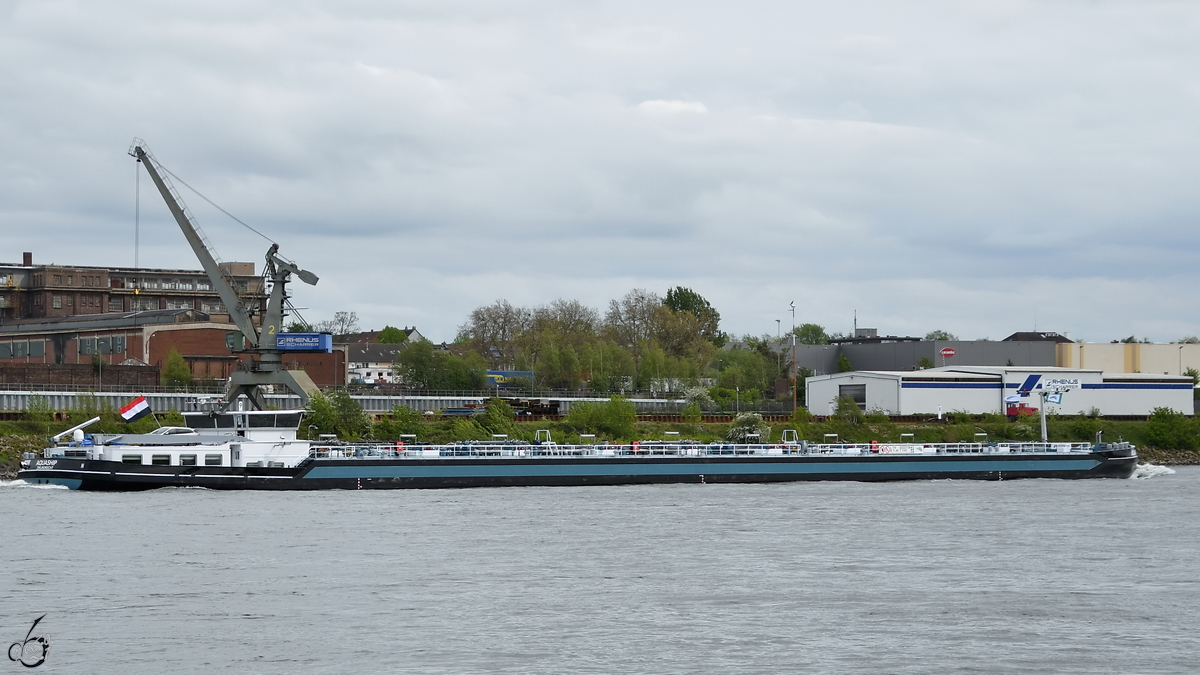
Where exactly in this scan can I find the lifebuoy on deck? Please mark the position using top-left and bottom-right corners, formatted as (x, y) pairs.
(870, 440), (879, 453)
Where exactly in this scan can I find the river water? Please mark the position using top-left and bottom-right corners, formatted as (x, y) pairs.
(2, 466), (1197, 674)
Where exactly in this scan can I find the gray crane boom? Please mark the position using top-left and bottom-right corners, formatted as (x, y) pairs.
(129, 140), (323, 411)
(129, 143), (260, 347)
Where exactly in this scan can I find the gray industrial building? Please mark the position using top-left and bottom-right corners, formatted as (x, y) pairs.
(795, 329), (1068, 374)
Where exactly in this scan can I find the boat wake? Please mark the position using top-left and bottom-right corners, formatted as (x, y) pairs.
(0, 479), (68, 489)
(1131, 463), (1176, 479)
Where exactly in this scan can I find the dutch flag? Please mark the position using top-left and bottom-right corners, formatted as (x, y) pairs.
(119, 395), (152, 423)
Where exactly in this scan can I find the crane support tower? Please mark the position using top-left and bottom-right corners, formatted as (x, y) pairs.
(129, 140), (323, 411)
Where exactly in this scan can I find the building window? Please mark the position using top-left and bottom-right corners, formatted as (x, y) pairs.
(122, 454), (143, 465)
(53, 275), (62, 285)
(204, 454), (223, 466)
(196, 280), (211, 291)
(151, 454), (171, 465)
(180, 454), (197, 466)
(66, 275), (73, 285)
(133, 297), (156, 310)
(201, 301), (226, 313)
(52, 295), (62, 309)
(33, 295), (42, 306)
(108, 298), (123, 311)
(167, 298), (192, 310)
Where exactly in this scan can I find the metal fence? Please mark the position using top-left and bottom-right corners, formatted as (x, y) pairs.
(0, 387), (795, 415)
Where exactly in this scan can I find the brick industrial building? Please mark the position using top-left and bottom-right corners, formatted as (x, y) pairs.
(0, 252), (346, 387)
(0, 251), (266, 323)
(0, 309), (347, 387)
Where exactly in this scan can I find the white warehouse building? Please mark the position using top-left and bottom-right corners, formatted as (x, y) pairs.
(805, 366), (1193, 417)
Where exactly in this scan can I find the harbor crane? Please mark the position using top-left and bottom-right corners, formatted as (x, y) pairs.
(129, 140), (323, 411)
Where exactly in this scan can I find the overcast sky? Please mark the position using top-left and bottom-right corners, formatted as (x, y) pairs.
(3, 1), (1198, 343)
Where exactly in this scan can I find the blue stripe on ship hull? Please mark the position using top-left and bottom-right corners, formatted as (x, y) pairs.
(26, 477), (83, 489)
(302, 459), (1100, 480)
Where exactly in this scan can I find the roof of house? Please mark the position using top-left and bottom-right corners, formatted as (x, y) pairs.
(346, 343), (408, 363)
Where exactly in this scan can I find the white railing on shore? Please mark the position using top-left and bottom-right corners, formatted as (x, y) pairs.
(305, 441), (1099, 461)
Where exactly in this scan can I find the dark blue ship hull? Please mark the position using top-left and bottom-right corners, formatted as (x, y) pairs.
(18, 447), (1139, 491)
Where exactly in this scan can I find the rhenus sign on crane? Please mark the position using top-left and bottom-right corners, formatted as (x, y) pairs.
(276, 333), (333, 352)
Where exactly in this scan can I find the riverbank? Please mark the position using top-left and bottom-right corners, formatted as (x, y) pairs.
(1131, 447), (1200, 465)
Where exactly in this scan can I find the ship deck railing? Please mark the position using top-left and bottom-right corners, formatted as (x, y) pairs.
(305, 441), (1099, 460)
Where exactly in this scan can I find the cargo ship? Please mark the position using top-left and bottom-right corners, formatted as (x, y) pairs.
(15, 409), (1138, 490)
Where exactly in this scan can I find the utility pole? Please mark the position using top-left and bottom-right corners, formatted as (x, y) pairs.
(790, 301), (796, 413)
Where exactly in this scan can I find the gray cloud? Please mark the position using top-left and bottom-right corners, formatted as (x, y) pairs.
(3, 0), (1199, 342)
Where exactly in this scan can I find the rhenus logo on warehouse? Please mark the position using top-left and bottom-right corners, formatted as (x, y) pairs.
(806, 366), (1193, 416)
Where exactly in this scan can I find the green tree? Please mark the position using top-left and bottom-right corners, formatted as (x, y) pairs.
(795, 323), (830, 345)
(924, 329), (958, 341)
(394, 340), (487, 390)
(376, 326), (409, 344)
(918, 357), (935, 369)
(305, 390), (371, 440)
(161, 349), (192, 387)
(1185, 367), (1200, 400)
(662, 286), (726, 346)
(1176, 337), (1200, 344)
(836, 353), (854, 372)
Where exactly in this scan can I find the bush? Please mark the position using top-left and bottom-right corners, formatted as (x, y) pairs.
(450, 417), (489, 441)
(681, 402), (702, 424)
(726, 412), (770, 443)
(1143, 407), (1198, 450)
(479, 398), (520, 438)
(864, 408), (890, 423)
(566, 396), (637, 440)
(708, 387), (736, 412)
(835, 396), (863, 425)
(683, 386), (716, 411)
(25, 395), (54, 424)
(375, 405), (424, 439)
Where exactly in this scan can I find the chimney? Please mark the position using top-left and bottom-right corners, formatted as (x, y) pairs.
(22, 252), (32, 266)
